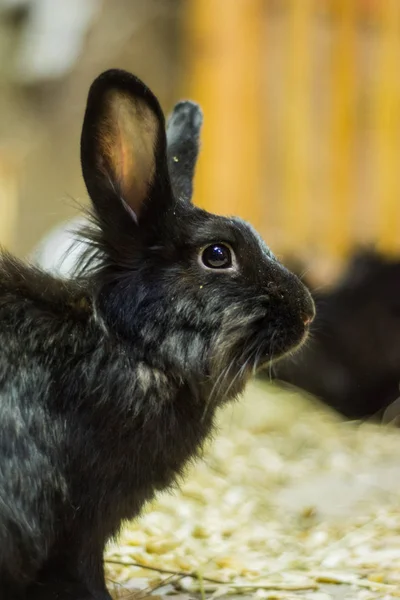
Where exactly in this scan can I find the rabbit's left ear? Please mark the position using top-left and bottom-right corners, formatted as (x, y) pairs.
(81, 69), (172, 228)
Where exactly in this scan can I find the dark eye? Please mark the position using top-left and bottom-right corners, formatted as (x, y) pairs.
(201, 243), (233, 269)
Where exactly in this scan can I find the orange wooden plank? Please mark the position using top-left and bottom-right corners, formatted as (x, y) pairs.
(327, 0), (357, 260)
(181, 0), (264, 229)
(372, 0), (400, 255)
(281, 0), (314, 254)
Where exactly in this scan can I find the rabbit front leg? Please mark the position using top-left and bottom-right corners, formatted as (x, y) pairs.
(26, 541), (112, 600)
(27, 581), (101, 600)
(26, 579), (111, 600)
(0, 580), (26, 600)
(0, 511), (55, 599)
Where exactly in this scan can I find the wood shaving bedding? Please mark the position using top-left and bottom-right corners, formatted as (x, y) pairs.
(105, 381), (400, 599)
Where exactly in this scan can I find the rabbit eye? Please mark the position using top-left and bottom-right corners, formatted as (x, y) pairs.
(201, 243), (233, 269)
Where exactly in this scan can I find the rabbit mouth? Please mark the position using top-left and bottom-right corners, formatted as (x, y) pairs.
(211, 298), (313, 379)
(266, 325), (311, 366)
(206, 322), (310, 404)
(239, 319), (311, 374)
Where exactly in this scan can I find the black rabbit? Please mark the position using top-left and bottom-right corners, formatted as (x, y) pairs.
(273, 249), (400, 421)
(0, 69), (314, 599)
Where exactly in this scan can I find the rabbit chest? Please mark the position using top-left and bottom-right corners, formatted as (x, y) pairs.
(58, 337), (217, 536)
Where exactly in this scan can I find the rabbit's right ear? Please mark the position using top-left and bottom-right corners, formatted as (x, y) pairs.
(81, 69), (172, 232)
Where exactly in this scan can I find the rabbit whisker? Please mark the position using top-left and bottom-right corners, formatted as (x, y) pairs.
(268, 329), (277, 380)
(203, 357), (236, 421)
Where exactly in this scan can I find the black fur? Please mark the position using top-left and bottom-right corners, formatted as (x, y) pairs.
(273, 249), (400, 421)
(0, 69), (314, 599)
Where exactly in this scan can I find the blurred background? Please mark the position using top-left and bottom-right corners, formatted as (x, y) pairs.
(0, 0), (399, 278)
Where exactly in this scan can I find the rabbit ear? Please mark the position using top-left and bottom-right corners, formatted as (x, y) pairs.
(81, 69), (172, 228)
(166, 101), (203, 203)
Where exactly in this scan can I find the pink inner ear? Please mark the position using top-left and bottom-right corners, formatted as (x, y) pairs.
(119, 136), (133, 189)
(98, 92), (158, 220)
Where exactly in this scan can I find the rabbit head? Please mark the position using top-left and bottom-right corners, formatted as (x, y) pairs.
(78, 69), (315, 402)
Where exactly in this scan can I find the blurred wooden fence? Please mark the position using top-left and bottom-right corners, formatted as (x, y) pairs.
(2, 0), (400, 275)
(183, 0), (400, 271)
(0, 150), (20, 249)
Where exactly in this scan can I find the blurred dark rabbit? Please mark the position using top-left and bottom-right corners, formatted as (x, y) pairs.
(0, 69), (314, 599)
(273, 249), (400, 422)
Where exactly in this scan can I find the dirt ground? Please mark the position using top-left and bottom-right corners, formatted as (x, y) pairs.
(105, 381), (400, 600)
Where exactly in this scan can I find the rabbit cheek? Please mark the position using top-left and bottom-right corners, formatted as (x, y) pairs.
(207, 310), (262, 400)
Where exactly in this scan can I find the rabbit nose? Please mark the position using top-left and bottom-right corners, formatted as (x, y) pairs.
(301, 301), (316, 326)
(300, 292), (316, 327)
